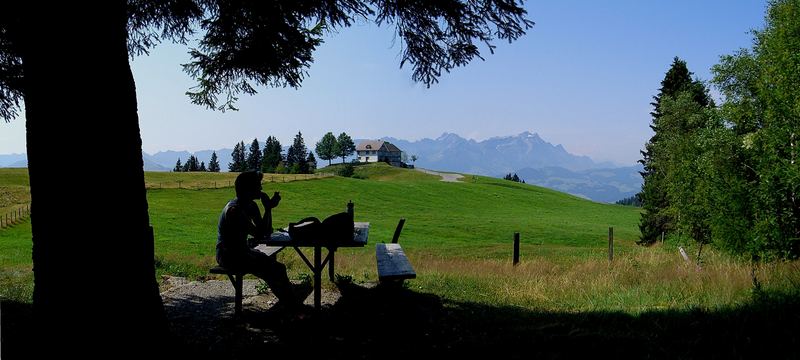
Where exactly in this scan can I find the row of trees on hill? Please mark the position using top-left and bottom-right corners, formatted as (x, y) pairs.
(638, 0), (800, 261)
(173, 152), (221, 172)
(314, 132), (356, 166)
(228, 131), (355, 174)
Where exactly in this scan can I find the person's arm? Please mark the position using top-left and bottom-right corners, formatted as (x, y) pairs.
(253, 193), (277, 238)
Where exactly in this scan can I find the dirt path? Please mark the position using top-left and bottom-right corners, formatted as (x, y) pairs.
(416, 168), (464, 182)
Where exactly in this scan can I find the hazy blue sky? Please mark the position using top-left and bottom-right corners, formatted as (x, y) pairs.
(0, 1), (767, 165)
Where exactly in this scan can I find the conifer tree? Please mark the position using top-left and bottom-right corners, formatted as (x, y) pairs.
(199, 161), (206, 172)
(246, 138), (262, 171)
(286, 131), (308, 173)
(229, 141), (247, 172)
(174, 158), (182, 172)
(208, 151), (220, 172)
(261, 136), (282, 173)
(638, 57), (713, 245)
(306, 152), (317, 173)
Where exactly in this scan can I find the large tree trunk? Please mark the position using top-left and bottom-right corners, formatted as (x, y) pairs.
(19, 2), (168, 356)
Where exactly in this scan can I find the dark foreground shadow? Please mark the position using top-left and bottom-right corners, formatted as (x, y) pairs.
(3, 284), (799, 359)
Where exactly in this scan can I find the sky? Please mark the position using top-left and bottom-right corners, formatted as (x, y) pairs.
(0, 0), (768, 165)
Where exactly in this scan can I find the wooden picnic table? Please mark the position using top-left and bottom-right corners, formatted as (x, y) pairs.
(264, 222), (369, 310)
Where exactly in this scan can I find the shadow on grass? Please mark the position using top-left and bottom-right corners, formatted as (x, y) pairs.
(3, 283), (798, 359)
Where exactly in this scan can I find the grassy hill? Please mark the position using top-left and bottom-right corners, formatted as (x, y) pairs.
(1, 165), (797, 313)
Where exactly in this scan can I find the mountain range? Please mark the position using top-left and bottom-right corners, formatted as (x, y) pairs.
(376, 132), (642, 203)
(1, 131), (643, 203)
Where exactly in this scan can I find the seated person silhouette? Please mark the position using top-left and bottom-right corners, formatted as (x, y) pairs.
(216, 170), (301, 311)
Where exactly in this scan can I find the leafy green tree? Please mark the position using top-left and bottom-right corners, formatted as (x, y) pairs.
(246, 138), (262, 171)
(315, 132), (339, 166)
(261, 136), (282, 173)
(638, 57), (713, 245)
(208, 151), (220, 172)
(711, 0), (800, 259)
(286, 131), (308, 173)
(411, 154), (418, 166)
(658, 91), (718, 254)
(337, 132), (356, 163)
(229, 141), (247, 172)
(0, 0), (532, 354)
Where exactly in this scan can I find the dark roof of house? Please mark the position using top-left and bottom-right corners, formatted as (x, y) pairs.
(382, 142), (402, 153)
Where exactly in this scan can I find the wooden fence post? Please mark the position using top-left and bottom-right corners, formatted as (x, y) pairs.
(608, 227), (614, 262)
(513, 232), (520, 266)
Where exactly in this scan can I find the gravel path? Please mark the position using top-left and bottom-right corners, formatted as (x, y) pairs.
(415, 168), (464, 182)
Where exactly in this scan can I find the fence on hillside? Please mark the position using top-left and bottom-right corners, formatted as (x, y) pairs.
(145, 172), (335, 190)
(0, 203), (30, 229)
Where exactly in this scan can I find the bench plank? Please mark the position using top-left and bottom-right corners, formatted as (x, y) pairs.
(376, 243), (416, 281)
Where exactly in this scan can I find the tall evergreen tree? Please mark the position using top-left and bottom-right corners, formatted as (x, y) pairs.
(337, 132), (356, 163)
(262, 136), (283, 173)
(208, 151), (220, 172)
(229, 141), (247, 172)
(315, 132), (339, 166)
(638, 57), (713, 245)
(246, 138), (262, 171)
(306, 152), (317, 173)
(199, 161), (206, 172)
(286, 131), (308, 173)
(182, 155), (200, 172)
(173, 158), (183, 172)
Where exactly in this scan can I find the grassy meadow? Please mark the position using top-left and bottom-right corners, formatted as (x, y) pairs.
(1, 164), (798, 312)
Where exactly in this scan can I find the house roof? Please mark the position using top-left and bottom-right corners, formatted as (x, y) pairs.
(357, 140), (384, 151)
(382, 142), (402, 153)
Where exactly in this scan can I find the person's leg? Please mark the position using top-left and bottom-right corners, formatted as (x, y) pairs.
(243, 250), (299, 306)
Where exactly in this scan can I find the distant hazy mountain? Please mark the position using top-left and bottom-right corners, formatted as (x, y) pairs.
(0, 153), (27, 167)
(514, 165), (643, 203)
(147, 149), (233, 171)
(383, 131), (616, 174)
(373, 132), (640, 203)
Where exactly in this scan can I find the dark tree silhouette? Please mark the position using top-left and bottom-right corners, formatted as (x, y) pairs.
(286, 131), (308, 173)
(0, 0), (532, 355)
(208, 151), (220, 172)
(174, 158), (183, 172)
(229, 141), (246, 172)
(306, 152), (317, 173)
(261, 136), (282, 173)
(246, 138), (262, 171)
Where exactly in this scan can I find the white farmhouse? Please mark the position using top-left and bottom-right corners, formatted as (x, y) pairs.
(356, 140), (406, 166)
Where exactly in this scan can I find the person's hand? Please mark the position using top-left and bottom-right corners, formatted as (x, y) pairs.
(272, 191), (281, 205)
(259, 191), (271, 205)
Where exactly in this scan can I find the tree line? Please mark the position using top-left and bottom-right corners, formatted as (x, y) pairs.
(503, 173), (526, 183)
(173, 152), (221, 172)
(224, 131), (356, 174)
(638, 0), (800, 261)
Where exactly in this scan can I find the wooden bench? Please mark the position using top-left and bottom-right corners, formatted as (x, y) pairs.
(376, 219), (416, 283)
(209, 244), (284, 317)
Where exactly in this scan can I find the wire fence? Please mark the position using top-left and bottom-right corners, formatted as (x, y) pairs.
(0, 203), (31, 229)
(144, 172), (335, 190)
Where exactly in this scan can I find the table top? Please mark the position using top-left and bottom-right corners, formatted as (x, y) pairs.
(264, 222), (369, 247)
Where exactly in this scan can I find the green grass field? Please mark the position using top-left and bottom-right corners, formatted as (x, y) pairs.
(1, 165), (798, 312)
